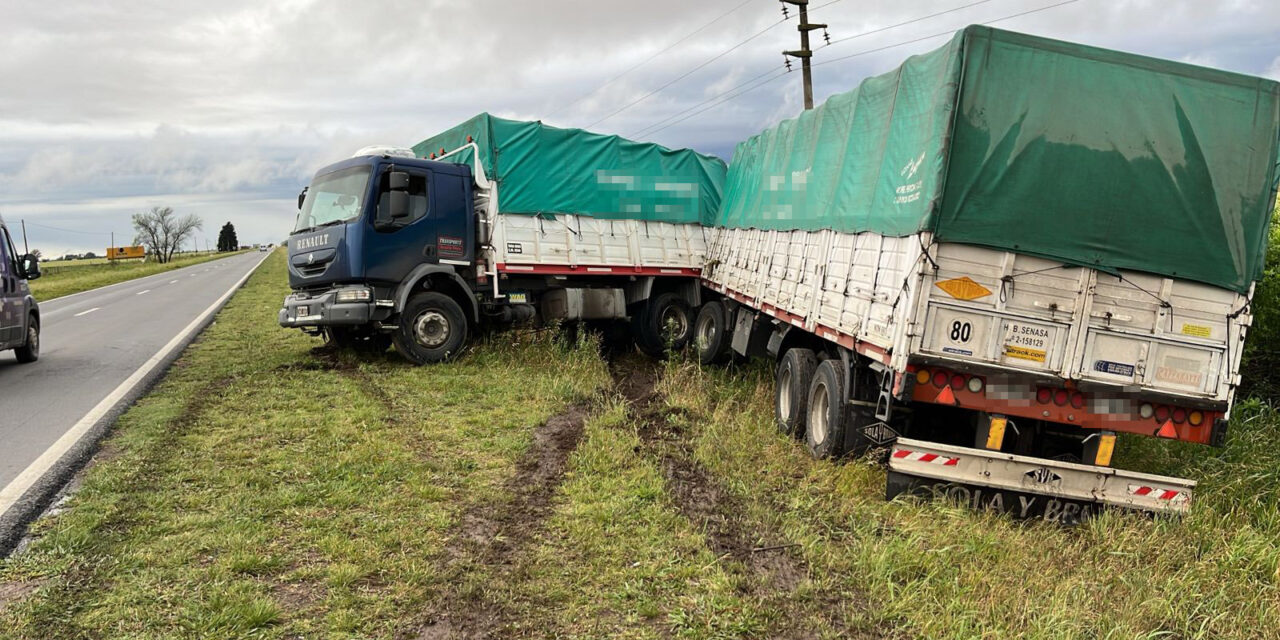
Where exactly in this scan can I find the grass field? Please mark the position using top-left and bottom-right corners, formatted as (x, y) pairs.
(30, 250), (248, 301)
(1, 250), (1279, 639)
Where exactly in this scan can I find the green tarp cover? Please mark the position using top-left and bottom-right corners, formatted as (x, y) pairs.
(714, 25), (1280, 293)
(412, 113), (727, 225)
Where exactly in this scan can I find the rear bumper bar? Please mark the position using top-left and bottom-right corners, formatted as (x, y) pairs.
(888, 437), (1195, 515)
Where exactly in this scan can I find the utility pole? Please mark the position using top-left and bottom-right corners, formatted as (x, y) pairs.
(781, 0), (827, 110)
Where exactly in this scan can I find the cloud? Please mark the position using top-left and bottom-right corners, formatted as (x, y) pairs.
(1, 0), (1278, 254)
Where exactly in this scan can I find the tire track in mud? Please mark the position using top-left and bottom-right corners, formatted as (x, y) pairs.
(354, 344), (592, 640)
(612, 357), (869, 639)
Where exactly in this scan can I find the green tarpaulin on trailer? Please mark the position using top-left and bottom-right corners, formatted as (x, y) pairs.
(714, 25), (1280, 293)
(412, 113), (727, 225)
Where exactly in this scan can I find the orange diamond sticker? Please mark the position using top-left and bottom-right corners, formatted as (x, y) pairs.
(935, 276), (992, 301)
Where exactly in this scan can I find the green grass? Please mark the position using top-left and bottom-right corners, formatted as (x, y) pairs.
(30, 251), (249, 301)
(3, 249), (1280, 638)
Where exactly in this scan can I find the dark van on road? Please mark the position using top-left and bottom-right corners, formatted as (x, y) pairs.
(0, 215), (41, 363)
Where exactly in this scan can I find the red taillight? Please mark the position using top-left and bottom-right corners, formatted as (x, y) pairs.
(950, 374), (966, 390)
(1154, 405), (1170, 422)
(1053, 389), (1069, 406)
(1172, 408), (1187, 424)
(932, 371), (948, 388)
(1036, 388), (1052, 404)
(1070, 392), (1085, 409)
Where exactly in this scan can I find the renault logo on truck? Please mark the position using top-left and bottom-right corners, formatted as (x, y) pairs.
(296, 233), (330, 251)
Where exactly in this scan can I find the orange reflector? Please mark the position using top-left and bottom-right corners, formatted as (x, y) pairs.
(915, 369), (930, 385)
(1189, 411), (1204, 426)
(936, 385), (958, 406)
(935, 276), (993, 301)
(1156, 420), (1178, 438)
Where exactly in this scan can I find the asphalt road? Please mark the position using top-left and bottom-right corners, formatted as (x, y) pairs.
(0, 250), (269, 544)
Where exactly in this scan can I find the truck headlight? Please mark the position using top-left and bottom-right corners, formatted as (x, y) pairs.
(336, 287), (372, 303)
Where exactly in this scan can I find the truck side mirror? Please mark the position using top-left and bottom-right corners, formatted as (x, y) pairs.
(297, 186), (308, 210)
(388, 171), (411, 220)
(20, 254), (40, 281)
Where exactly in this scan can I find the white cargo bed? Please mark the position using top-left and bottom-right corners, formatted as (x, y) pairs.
(702, 227), (1249, 406)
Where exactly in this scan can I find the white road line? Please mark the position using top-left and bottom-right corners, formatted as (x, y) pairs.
(39, 253), (251, 307)
(169, 280), (178, 284)
(73, 307), (100, 317)
(136, 289), (150, 296)
(0, 252), (271, 519)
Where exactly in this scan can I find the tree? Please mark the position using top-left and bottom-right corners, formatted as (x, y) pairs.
(83, 251), (96, 259)
(28, 249), (42, 260)
(132, 206), (202, 264)
(217, 222), (239, 252)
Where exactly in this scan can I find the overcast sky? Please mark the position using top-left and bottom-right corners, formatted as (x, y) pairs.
(0, 0), (1277, 256)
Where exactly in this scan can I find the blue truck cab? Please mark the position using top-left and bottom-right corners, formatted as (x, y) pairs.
(279, 150), (483, 363)
(0, 215), (42, 364)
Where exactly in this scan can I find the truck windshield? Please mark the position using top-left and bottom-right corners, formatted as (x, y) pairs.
(293, 166), (371, 233)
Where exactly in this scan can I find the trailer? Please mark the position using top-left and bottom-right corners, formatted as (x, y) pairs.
(692, 25), (1280, 520)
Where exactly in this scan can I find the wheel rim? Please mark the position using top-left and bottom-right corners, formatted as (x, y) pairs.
(809, 381), (829, 445)
(28, 326), (38, 356)
(413, 310), (451, 348)
(778, 365), (792, 419)
(695, 312), (715, 351)
(660, 305), (688, 341)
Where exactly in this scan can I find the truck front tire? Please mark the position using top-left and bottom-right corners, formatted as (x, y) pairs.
(806, 359), (849, 459)
(775, 348), (816, 438)
(14, 316), (38, 364)
(393, 292), (468, 364)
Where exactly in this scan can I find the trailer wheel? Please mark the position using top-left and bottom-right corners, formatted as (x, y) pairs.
(14, 315), (39, 364)
(775, 348), (816, 438)
(694, 301), (731, 365)
(806, 359), (849, 459)
(393, 292), (468, 364)
(633, 292), (693, 357)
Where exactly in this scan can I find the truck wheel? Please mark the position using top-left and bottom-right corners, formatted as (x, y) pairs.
(14, 316), (39, 364)
(775, 348), (816, 438)
(393, 292), (468, 364)
(633, 292), (693, 357)
(694, 301), (731, 365)
(806, 359), (848, 459)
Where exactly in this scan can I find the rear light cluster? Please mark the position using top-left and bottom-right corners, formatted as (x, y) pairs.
(1138, 402), (1204, 426)
(915, 367), (984, 393)
(1035, 386), (1085, 409)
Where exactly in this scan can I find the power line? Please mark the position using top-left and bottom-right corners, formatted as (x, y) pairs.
(812, 0), (1080, 69)
(549, 0), (755, 120)
(582, 14), (793, 128)
(640, 68), (792, 137)
(636, 0), (1081, 136)
(822, 0), (994, 48)
(631, 65), (784, 138)
(21, 220), (115, 236)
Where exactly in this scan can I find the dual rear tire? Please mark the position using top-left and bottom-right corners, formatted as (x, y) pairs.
(773, 349), (850, 460)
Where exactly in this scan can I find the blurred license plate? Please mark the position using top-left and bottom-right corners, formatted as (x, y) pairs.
(297, 305), (309, 317)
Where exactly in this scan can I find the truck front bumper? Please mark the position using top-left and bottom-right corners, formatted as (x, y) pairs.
(279, 287), (373, 328)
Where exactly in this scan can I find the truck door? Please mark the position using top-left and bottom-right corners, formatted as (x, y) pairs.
(364, 166), (434, 285)
(0, 227), (16, 347)
(363, 166), (472, 285)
